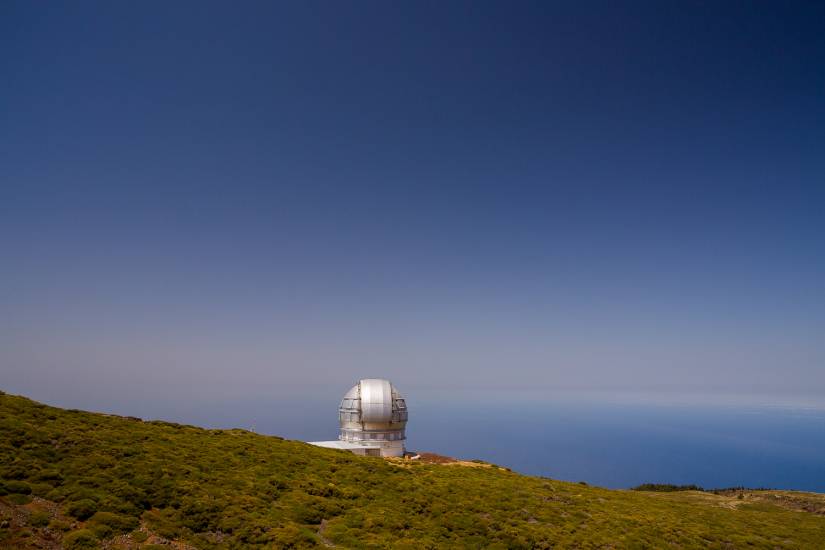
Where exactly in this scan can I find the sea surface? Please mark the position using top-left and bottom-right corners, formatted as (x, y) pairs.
(407, 398), (825, 491)
(26, 388), (825, 492)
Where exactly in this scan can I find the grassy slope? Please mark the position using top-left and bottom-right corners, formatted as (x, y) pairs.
(1, 391), (824, 549)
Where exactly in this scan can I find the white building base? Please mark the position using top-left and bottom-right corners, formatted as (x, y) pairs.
(308, 440), (404, 458)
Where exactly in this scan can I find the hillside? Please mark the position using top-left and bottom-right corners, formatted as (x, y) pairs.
(1, 391), (824, 549)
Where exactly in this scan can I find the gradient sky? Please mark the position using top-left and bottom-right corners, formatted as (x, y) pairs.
(2, 1), (824, 408)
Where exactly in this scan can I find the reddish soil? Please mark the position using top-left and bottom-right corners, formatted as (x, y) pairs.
(416, 452), (458, 464)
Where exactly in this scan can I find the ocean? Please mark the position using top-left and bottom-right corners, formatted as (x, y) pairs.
(407, 397), (825, 491)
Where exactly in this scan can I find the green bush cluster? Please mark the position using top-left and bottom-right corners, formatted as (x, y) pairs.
(62, 529), (98, 549)
(6, 493), (32, 505)
(2, 391), (825, 548)
(87, 511), (139, 538)
(632, 483), (704, 492)
(28, 511), (50, 528)
(2, 480), (32, 494)
(65, 499), (98, 520)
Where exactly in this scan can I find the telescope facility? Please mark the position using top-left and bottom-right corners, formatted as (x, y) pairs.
(309, 378), (408, 457)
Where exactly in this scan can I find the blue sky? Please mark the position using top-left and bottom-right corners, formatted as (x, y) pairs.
(2, 1), (824, 407)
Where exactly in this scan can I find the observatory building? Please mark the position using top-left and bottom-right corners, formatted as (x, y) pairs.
(309, 378), (408, 457)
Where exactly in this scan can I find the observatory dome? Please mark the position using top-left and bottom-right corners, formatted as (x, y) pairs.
(338, 378), (407, 457)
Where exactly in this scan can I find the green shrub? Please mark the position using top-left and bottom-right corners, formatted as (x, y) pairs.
(289, 495), (342, 524)
(30, 482), (55, 497)
(632, 483), (704, 492)
(267, 524), (318, 548)
(2, 463), (30, 479)
(64, 488), (100, 502)
(132, 529), (149, 542)
(89, 523), (112, 539)
(7, 493), (32, 505)
(88, 511), (138, 535)
(49, 519), (71, 531)
(4, 480), (32, 494)
(34, 469), (63, 483)
(45, 488), (64, 502)
(63, 529), (98, 549)
(29, 511), (50, 528)
(152, 519), (181, 539)
(66, 498), (98, 520)
(179, 498), (223, 531)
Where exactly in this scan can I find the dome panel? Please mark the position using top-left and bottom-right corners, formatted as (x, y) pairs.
(360, 378), (393, 423)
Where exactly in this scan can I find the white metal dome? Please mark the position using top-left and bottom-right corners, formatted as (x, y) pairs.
(338, 378), (407, 457)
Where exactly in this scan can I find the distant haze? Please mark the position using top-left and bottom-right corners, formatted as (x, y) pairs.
(1, 2), (824, 411)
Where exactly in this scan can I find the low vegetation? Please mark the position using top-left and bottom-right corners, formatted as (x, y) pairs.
(1, 390), (824, 548)
(631, 483), (705, 492)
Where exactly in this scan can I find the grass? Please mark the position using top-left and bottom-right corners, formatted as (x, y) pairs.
(1, 390), (824, 548)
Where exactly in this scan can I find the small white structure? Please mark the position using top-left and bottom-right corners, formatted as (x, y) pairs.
(310, 378), (408, 457)
(307, 440), (383, 457)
